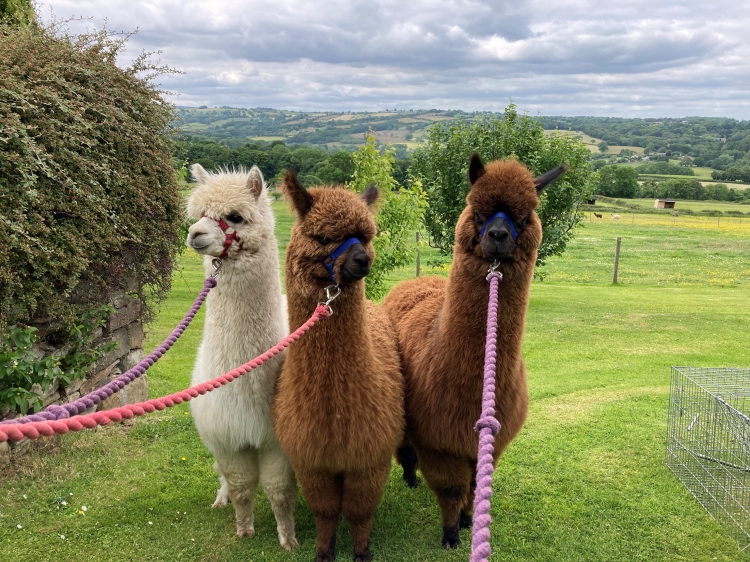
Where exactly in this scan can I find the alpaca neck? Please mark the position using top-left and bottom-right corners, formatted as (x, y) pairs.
(286, 278), (372, 369)
(438, 250), (535, 363)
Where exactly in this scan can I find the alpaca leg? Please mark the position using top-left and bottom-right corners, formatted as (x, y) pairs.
(341, 463), (391, 562)
(212, 461), (230, 508)
(259, 442), (299, 551)
(396, 443), (419, 489)
(296, 468), (343, 562)
(459, 459), (477, 530)
(417, 448), (472, 549)
(215, 448), (260, 538)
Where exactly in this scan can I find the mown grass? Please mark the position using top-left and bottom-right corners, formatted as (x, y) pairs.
(1, 203), (749, 561)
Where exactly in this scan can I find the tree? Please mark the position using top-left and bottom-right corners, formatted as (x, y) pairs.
(0, 0), (34, 26)
(410, 103), (593, 269)
(598, 141), (609, 153)
(348, 131), (427, 300)
(595, 165), (639, 198)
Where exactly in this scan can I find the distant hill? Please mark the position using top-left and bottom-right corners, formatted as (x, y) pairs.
(174, 107), (481, 151)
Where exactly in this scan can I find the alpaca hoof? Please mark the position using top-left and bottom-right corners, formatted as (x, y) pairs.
(459, 511), (473, 530)
(281, 536), (300, 551)
(442, 525), (460, 549)
(403, 473), (419, 489)
(315, 534), (336, 561)
(212, 495), (229, 508)
(354, 547), (372, 561)
(236, 522), (256, 538)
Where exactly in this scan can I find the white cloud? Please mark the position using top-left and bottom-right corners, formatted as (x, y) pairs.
(38, 0), (750, 117)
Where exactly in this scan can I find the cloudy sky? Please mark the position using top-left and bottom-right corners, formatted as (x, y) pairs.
(40, 1), (750, 118)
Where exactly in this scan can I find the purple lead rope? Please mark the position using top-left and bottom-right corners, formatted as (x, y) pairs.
(1, 277), (217, 426)
(470, 270), (503, 562)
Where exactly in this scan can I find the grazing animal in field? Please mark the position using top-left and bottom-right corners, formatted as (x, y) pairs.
(272, 170), (404, 562)
(186, 164), (298, 550)
(383, 155), (566, 549)
(594, 212), (603, 219)
(611, 214), (621, 220)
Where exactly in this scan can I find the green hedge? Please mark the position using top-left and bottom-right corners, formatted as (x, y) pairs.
(0, 22), (183, 331)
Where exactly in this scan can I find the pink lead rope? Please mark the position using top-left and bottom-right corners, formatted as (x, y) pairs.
(470, 268), (503, 562)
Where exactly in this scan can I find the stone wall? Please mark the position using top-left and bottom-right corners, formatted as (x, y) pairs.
(0, 289), (149, 465)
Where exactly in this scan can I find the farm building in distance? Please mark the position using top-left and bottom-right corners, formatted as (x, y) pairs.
(655, 199), (676, 209)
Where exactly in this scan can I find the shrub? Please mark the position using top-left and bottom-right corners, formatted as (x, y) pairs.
(0, 22), (182, 331)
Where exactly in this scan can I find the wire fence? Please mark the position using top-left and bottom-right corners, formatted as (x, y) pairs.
(666, 366), (750, 549)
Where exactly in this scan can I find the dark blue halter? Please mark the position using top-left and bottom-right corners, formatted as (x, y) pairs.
(321, 237), (362, 284)
(479, 212), (519, 242)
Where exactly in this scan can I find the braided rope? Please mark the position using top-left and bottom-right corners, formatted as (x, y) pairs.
(1, 277), (217, 427)
(0, 304), (330, 443)
(470, 271), (502, 562)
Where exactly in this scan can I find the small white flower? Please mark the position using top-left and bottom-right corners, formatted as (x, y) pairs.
(69, 493), (73, 496)
(61, 501), (67, 506)
(59, 534), (65, 540)
(22, 495), (27, 500)
(16, 524), (22, 529)
(148, 521), (153, 525)
(81, 506), (87, 512)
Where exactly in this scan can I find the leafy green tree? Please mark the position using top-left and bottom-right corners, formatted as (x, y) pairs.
(596, 165), (639, 198)
(348, 131), (427, 300)
(410, 103), (593, 269)
(312, 151), (355, 184)
(0, 0), (34, 26)
(598, 141), (609, 153)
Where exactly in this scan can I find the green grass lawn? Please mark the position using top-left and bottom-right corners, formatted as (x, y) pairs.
(2, 204), (749, 561)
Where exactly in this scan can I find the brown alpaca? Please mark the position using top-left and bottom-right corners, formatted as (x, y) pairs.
(272, 170), (404, 562)
(383, 155), (566, 549)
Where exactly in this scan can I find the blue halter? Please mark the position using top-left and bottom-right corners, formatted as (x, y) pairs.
(321, 237), (362, 284)
(479, 212), (518, 242)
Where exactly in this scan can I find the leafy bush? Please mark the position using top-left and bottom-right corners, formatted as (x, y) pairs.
(348, 132), (427, 300)
(0, 21), (183, 332)
(0, 306), (115, 415)
(410, 103), (593, 268)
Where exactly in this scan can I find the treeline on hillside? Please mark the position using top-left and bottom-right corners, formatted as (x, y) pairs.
(542, 116), (750, 171)
(174, 139), (409, 187)
(711, 166), (750, 182)
(595, 165), (750, 202)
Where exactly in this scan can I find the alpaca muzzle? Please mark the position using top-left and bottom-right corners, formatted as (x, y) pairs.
(322, 237), (368, 284)
(480, 212), (518, 260)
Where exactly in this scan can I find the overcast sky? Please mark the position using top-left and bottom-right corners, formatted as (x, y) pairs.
(39, 1), (750, 118)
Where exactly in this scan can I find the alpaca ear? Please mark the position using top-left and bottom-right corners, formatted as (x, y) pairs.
(283, 168), (313, 216)
(190, 163), (211, 184)
(247, 166), (265, 199)
(533, 165), (568, 195)
(468, 153), (485, 186)
(360, 184), (379, 207)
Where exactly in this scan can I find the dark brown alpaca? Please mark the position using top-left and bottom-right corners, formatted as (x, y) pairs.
(383, 155), (566, 549)
(272, 170), (404, 562)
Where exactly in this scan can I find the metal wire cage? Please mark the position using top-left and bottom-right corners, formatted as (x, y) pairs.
(666, 367), (750, 549)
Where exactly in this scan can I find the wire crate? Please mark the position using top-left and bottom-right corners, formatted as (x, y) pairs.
(666, 366), (750, 548)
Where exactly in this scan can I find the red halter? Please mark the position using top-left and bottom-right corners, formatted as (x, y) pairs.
(203, 216), (240, 259)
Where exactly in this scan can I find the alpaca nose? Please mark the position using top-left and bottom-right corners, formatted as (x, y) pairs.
(487, 227), (509, 242)
(353, 253), (370, 269)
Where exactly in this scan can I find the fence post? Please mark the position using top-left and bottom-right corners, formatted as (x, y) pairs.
(613, 237), (622, 284)
(416, 231), (420, 277)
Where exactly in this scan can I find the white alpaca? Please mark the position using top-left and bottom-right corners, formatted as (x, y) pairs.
(186, 164), (298, 550)
(611, 214), (621, 220)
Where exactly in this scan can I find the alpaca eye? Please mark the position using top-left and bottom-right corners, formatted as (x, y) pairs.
(474, 212), (482, 224)
(226, 214), (243, 224)
(319, 236), (332, 245)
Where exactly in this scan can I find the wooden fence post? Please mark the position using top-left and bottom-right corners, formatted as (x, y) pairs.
(613, 237), (622, 284)
(416, 231), (420, 277)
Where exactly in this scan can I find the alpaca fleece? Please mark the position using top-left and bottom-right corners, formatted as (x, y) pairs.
(186, 164), (298, 550)
(383, 157), (564, 549)
(272, 176), (404, 562)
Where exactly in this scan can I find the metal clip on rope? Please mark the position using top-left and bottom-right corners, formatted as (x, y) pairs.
(319, 283), (341, 316)
(486, 260), (502, 281)
(211, 258), (223, 278)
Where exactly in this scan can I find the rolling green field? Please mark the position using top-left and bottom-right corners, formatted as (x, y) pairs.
(1, 204), (749, 561)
